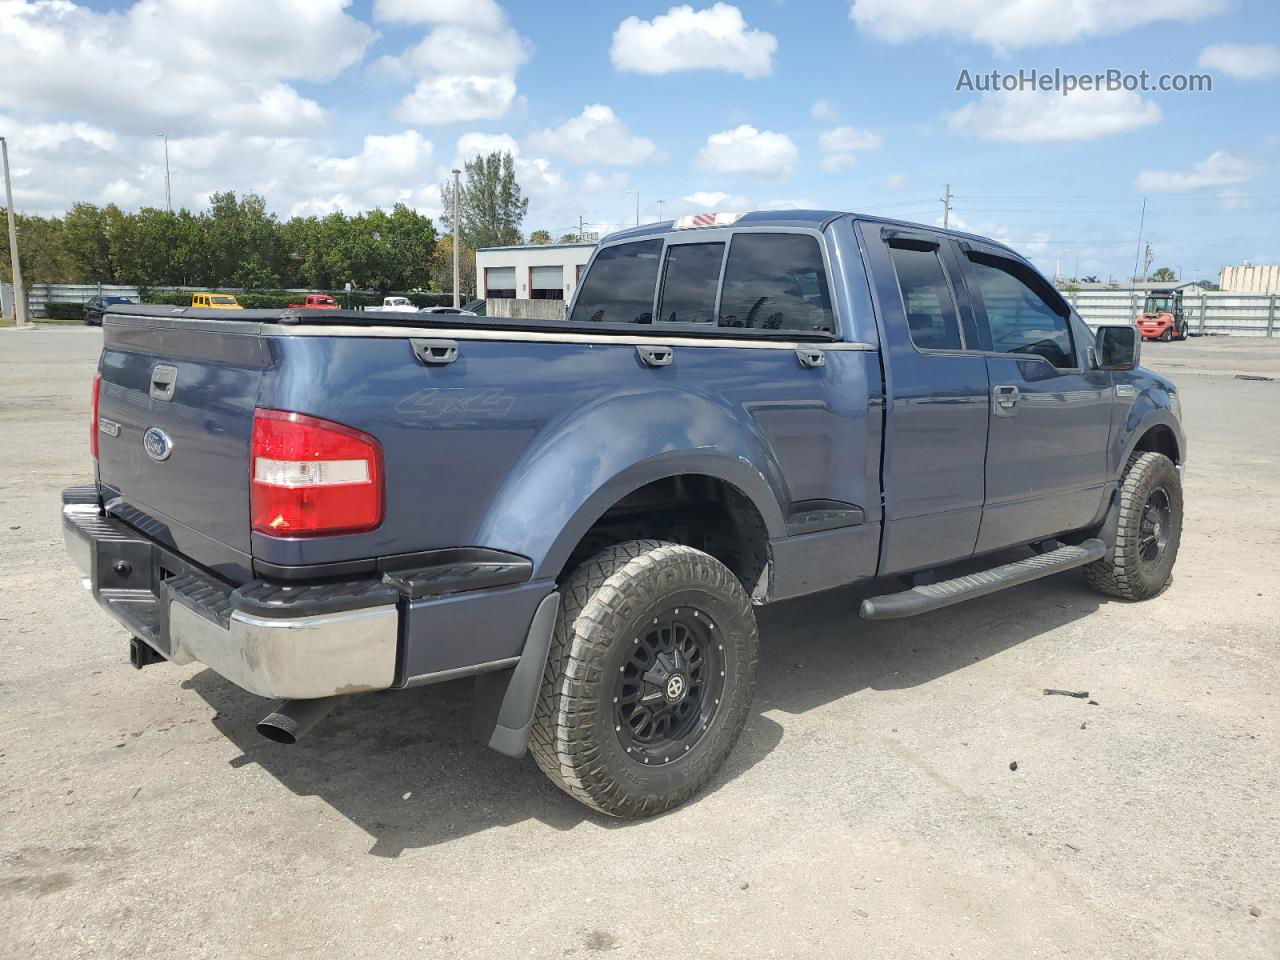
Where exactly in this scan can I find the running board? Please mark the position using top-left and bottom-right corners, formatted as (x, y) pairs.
(859, 539), (1106, 620)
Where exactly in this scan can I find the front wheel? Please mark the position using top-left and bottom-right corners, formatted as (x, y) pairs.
(1085, 452), (1183, 601)
(529, 541), (758, 818)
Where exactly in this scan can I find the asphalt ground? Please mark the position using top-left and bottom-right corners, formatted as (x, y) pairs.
(1, 327), (1276, 959)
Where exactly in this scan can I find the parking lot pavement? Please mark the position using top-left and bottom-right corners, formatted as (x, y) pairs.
(1, 327), (1277, 960)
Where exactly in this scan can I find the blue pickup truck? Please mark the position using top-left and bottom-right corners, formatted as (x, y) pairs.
(63, 210), (1184, 817)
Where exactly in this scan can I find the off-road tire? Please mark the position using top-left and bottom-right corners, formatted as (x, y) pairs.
(529, 540), (758, 818)
(1085, 451), (1182, 601)
(1159, 327), (1174, 341)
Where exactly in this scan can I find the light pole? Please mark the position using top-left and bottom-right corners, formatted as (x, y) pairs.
(627, 190), (639, 227)
(158, 133), (172, 212)
(451, 168), (461, 308)
(1, 136), (29, 328)
(656, 199), (666, 222)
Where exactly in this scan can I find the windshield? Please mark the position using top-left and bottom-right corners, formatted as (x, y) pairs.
(1144, 296), (1173, 313)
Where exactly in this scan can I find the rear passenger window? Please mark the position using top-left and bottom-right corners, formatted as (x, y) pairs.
(569, 239), (662, 324)
(656, 242), (724, 324)
(888, 245), (963, 351)
(967, 255), (1075, 368)
(718, 234), (834, 334)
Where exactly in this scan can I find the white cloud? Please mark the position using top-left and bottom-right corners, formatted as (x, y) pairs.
(1136, 150), (1257, 191)
(0, 0), (373, 135)
(527, 105), (663, 167)
(611, 3), (777, 78)
(372, 0), (504, 29)
(883, 173), (909, 190)
(1197, 43), (1280, 79)
(582, 171), (632, 193)
(850, 0), (1228, 52)
(683, 191), (734, 207)
(947, 89), (1160, 142)
(818, 126), (882, 170)
(0, 111), (442, 219)
(380, 6), (530, 127)
(696, 125), (799, 180)
(395, 75), (519, 125)
(455, 133), (522, 164)
(811, 99), (839, 122)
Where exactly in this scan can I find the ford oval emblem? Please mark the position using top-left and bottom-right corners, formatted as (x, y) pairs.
(143, 427), (174, 462)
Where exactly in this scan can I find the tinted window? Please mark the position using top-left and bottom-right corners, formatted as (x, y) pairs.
(656, 242), (723, 324)
(569, 239), (662, 324)
(968, 256), (1074, 368)
(888, 245), (963, 351)
(718, 234), (834, 334)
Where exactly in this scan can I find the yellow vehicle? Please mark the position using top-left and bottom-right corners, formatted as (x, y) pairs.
(191, 293), (243, 310)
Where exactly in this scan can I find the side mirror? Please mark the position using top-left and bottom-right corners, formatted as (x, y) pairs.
(1095, 325), (1140, 371)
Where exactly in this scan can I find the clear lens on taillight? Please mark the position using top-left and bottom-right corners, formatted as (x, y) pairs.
(91, 372), (102, 460)
(250, 409), (383, 536)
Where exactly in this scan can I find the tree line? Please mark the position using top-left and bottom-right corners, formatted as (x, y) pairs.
(0, 150), (571, 295)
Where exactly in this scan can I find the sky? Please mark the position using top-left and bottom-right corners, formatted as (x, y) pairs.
(1, 0), (1278, 282)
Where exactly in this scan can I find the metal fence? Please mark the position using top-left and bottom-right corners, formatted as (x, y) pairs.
(26, 283), (141, 318)
(1062, 289), (1279, 337)
(18, 281), (1280, 337)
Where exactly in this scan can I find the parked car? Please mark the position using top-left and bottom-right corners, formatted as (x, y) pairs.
(63, 210), (1184, 818)
(364, 296), (415, 313)
(191, 293), (242, 310)
(287, 294), (339, 310)
(1136, 288), (1189, 341)
(82, 295), (134, 326)
(419, 306), (477, 316)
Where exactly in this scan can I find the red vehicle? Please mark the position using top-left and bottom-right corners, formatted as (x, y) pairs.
(287, 294), (340, 310)
(1136, 289), (1189, 341)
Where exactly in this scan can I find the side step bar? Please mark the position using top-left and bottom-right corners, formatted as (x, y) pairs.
(860, 539), (1106, 620)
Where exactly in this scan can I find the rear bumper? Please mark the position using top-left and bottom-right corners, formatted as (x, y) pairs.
(62, 486), (397, 699)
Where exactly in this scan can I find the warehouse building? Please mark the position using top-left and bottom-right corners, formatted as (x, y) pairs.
(1219, 263), (1280, 294)
(474, 242), (596, 303)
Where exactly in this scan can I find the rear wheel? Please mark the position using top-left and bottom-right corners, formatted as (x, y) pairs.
(529, 541), (758, 818)
(1085, 452), (1182, 601)
(1159, 327), (1174, 342)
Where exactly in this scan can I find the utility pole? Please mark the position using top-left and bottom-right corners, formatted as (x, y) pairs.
(656, 199), (666, 222)
(941, 183), (952, 229)
(578, 215), (584, 242)
(1, 136), (29, 328)
(1142, 242), (1154, 281)
(158, 133), (172, 212)
(451, 168), (461, 308)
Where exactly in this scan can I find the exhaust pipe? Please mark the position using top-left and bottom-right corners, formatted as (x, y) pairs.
(256, 697), (341, 745)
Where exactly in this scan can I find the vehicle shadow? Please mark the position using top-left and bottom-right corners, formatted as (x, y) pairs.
(184, 552), (1104, 857)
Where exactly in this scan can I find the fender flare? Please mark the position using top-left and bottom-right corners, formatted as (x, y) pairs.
(474, 388), (790, 580)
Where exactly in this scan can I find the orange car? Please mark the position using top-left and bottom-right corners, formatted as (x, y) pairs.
(1136, 289), (1189, 341)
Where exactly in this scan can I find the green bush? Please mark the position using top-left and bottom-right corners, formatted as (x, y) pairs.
(44, 302), (87, 321)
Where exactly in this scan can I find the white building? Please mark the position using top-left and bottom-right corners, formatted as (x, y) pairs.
(1219, 263), (1280, 294)
(475, 242), (596, 303)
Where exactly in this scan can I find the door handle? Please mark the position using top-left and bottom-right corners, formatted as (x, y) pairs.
(636, 344), (673, 367)
(992, 384), (1020, 417)
(795, 347), (826, 368)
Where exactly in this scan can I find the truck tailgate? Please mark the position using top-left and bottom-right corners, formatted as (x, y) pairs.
(96, 317), (267, 582)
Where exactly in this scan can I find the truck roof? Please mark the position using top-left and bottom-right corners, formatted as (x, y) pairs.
(601, 209), (1022, 259)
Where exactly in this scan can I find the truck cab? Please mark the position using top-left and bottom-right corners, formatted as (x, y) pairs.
(1137, 288), (1188, 341)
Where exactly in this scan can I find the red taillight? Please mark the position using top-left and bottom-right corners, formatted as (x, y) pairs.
(91, 372), (102, 460)
(250, 409), (383, 537)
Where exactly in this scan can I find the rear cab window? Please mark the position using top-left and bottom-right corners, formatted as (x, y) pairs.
(886, 244), (963, 351)
(570, 230), (836, 336)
